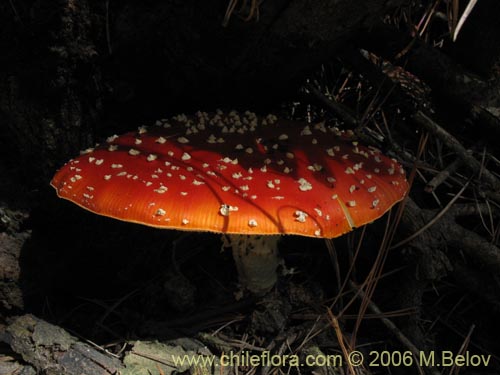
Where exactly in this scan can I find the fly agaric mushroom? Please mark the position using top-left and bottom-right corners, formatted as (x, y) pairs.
(51, 110), (409, 295)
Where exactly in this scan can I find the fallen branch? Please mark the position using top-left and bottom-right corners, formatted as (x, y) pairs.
(425, 158), (462, 193)
(0, 315), (123, 375)
(304, 82), (359, 127)
(349, 281), (439, 375)
(413, 111), (500, 191)
(400, 198), (500, 275)
(360, 26), (500, 137)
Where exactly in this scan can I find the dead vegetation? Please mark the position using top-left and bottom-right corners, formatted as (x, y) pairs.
(1, 0), (500, 374)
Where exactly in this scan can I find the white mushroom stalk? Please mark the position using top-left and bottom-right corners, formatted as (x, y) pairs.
(227, 234), (280, 296)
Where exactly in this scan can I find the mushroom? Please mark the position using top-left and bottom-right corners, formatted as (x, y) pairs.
(51, 111), (409, 295)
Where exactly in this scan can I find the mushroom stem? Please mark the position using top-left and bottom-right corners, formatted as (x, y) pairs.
(228, 234), (281, 296)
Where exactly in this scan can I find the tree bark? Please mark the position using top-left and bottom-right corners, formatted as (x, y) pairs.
(1, 314), (124, 375)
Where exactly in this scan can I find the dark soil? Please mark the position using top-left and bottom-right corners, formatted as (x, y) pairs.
(1, 1), (500, 374)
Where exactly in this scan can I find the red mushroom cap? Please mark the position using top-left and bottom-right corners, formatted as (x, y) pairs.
(51, 111), (409, 238)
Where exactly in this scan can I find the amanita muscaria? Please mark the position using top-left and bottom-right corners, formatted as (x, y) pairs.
(51, 110), (409, 295)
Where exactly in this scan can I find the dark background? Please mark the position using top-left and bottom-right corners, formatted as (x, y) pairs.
(1, 0), (500, 374)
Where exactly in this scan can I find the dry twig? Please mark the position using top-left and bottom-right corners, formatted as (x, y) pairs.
(425, 158), (462, 193)
(413, 111), (500, 191)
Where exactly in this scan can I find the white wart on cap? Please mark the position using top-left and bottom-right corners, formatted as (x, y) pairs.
(51, 111), (409, 238)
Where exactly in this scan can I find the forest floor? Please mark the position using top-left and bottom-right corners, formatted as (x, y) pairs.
(2, 2), (500, 375)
